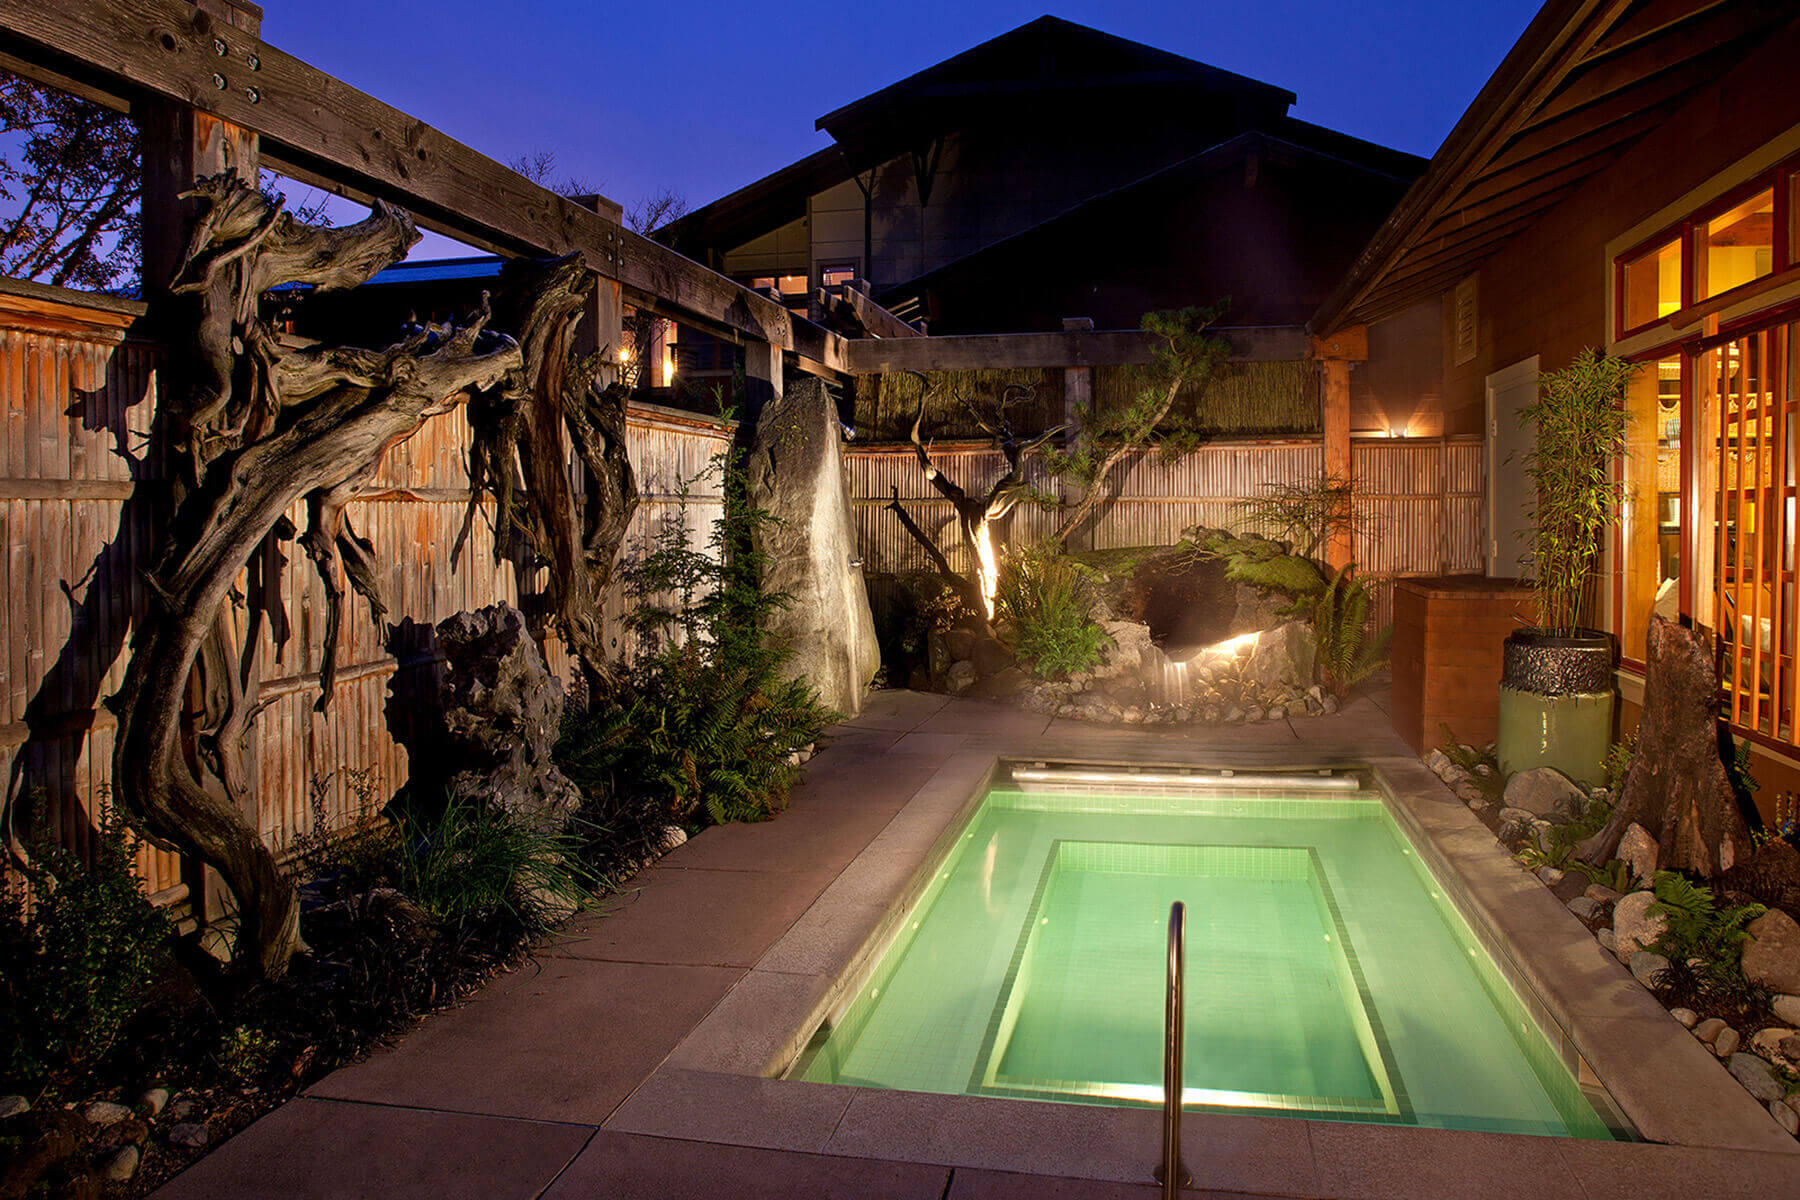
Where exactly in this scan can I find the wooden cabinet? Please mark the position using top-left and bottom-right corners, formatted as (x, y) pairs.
(1391, 576), (1536, 755)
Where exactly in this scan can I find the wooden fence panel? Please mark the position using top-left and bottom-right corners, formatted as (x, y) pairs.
(847, 434), (1485, 628)
(0, 289), (732, 893)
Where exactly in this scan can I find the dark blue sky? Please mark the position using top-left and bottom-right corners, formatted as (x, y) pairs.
(268, 0), (1544, 256)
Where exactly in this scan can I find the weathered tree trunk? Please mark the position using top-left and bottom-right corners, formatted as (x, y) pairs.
(114, 174), (522, 976)
(888, 379), (1060, 623)
(1578, 615), (1753, 878)
(457, 256), (639, 693)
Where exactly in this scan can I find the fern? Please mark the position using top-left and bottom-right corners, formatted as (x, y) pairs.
(559, 451), (838, 829)
(1648, 870), (1765, 1002)
(1312, 566), (1392, 699)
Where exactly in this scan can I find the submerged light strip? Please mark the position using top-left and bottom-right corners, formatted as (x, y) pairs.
(1010, 766), (1362, 792)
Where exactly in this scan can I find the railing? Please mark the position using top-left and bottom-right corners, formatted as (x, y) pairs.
(1157, 900), (1190, 1197)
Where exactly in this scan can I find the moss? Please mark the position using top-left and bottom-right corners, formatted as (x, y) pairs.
(1067, 545), (1158, 582)
(1189, 527), (1327, 597)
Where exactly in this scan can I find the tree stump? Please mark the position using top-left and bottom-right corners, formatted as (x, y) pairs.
(1578, 615), (1751, 878)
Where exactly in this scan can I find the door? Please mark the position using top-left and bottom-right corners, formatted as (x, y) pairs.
(1487, 357), (1539, 578)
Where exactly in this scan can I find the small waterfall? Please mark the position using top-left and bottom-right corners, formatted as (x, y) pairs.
(1157, 646), (1188, 705)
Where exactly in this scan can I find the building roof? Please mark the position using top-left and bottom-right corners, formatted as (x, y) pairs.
(816, 15), (1295, 171)
(877, 122), (1425, 318)
(1313, 0), (1798, 334)
(670, 15), (1300, 257)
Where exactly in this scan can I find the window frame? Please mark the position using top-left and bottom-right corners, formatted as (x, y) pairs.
(1612, 154), (1800, 341)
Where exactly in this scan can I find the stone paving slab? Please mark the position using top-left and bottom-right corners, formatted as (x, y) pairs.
(150, 1098), (592, 1200)
(540, 1131), (952, 1200)
(945, 1168), (1266, 1199)
(663, 799), (906, 873)
(306, 959), (742, 1124)
(545, 864), (840, 967)
(1308, 1122), (1585, 1200)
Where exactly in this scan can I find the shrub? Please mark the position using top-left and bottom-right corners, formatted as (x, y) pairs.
(0, 797), (173, 1088)
(560, 454), (837, 827)
(995, 549), (1110, 678)
(1311, 566), (1391, 699)
(1647, 870), (1765, 1010)
(391, 788), (595, 931)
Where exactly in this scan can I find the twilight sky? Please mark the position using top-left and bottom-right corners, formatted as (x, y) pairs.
(265, 0), (1545, 257)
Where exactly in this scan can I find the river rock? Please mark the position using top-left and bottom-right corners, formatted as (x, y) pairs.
(1597, 928), (1616, 953)
(1696, 1017), (1728, 1044)
(1585, 884), (1622, 905)
(1751, 1027), (1795, 1060)
(1773, 995), (1800, 1026)
(1629, 951), (1671, 987)
(0, 1095), (27, 1119)
(1497, 807), (1536, 842)
(1611, 891), (1668, 959)
(99, 1144), (139, 1183)
(138, 1088), (169, 1118)
(1730, 1053), (1786, 1102)
(1566, 896), (1600, 923)
(1455, 780), (1486, 803)
(1669, 1007), (1699, 1029)
(1743, 909), (1800, 995)
(81, 1101), (132, 1127)
(1772, 1100), (1800, 1135)
(168, 1122), (209, 1149)
(745, 375), (879, 716)
(1618, 823), (1660, 884)
(1538, 866), (1566, 887)
(1423, 748), (1450, 777)
(1781, 1034), (1800, 1061)
(1503, 768), (1586, 819)
(1716, 1026), (1742, 1057)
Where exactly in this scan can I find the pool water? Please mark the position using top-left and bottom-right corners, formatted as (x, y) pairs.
(792, 783), (1622, 1139)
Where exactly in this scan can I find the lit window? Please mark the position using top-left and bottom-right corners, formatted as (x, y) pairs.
(1620, 239), (1680, 331)
(1622, 356), (1682, 662)
(1695, 189), (1774, 300)
(776, 274), (807, 297)
(821, 263), (857, 290)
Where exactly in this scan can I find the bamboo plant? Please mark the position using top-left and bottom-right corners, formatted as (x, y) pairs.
(1516, 348), (1637, 636)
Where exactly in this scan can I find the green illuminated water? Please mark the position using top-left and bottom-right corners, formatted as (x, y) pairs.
(794, 787), (1620, 1139)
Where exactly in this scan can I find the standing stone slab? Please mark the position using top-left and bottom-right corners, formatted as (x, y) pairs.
(746, 376), (880, 717)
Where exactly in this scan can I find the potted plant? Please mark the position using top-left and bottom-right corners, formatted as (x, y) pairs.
(1497, 348), (1636, 785)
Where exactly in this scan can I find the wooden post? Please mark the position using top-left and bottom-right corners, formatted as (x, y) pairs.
(743, 338), (783, 428)
(138, 0), (263, 295)
(1311, 325), (1367, 573)
(135, 0), (262, 932)
(1062, 317), (1094, 550)
(570, 197), (625, 387)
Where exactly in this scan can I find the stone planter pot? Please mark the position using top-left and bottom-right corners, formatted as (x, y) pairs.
(1496, 627), (1615, 785)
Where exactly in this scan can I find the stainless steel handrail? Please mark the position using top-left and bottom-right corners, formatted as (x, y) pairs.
(1156, 901), (1191, 1197)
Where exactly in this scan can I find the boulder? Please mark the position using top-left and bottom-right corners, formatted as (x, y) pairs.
(1611, 891), (1668, 959)
(1695, 1017), (1728, 1044)
(746, 377), (880, 716)
(0, 1095), (26, 1119)
(1744, 909), (1800, 996)
(402, 604), (583, 828)
(1093, 620), (1153, 681)
(1502, 768), (1585, 819)
(1618, 823), (1660, 884)
(1772, 995), (1800, 1026)
(946, 660), (977, 694)
(138, 1088), (169, 1118)
(1237, 621), (1316, 697)
(1716, 1026), (1742, 1057)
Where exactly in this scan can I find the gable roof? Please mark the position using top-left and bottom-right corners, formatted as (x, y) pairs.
(1314, 0), (1799, 333)
(876, 122), (1424, 322)
(817, 15), (1294, 170)
(671, 15), (1299, 250)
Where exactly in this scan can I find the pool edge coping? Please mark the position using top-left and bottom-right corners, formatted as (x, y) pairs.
(615, 744), (1800, 1192)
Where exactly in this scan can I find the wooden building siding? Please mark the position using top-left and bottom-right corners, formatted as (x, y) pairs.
(0, 293), (732, 895)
